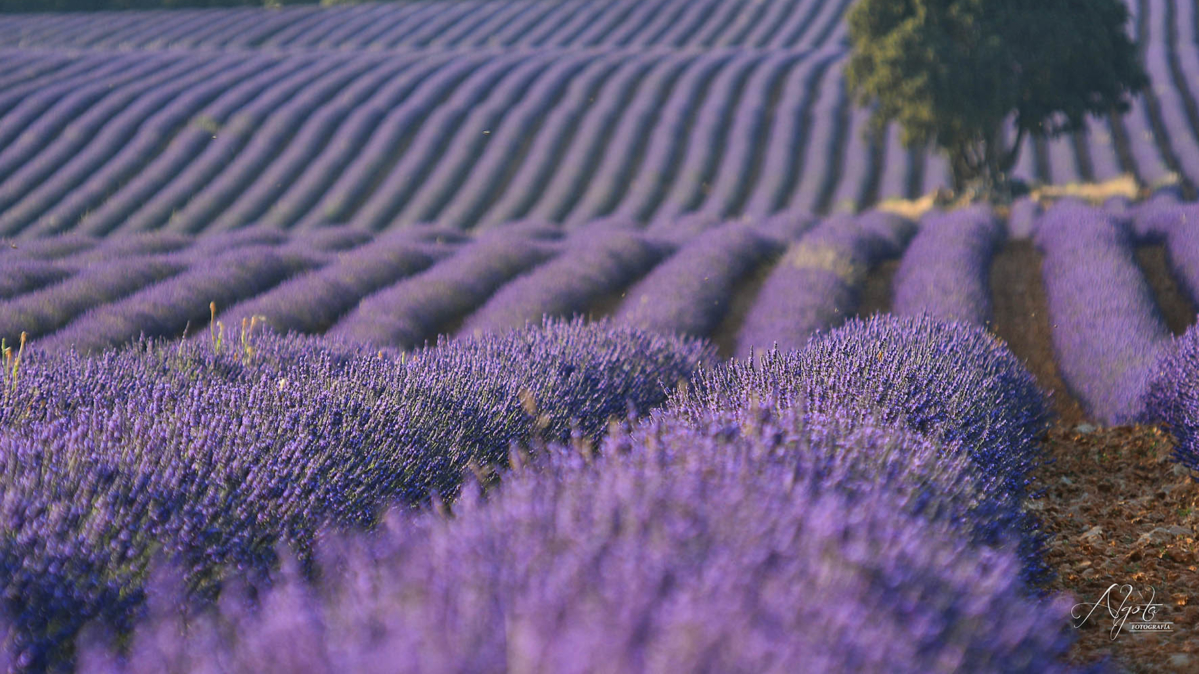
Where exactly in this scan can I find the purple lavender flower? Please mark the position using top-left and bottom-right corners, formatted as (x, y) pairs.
(1141, 324), (1199, 475)
(0, 319), (708, 670)
(1034, 201), (1172, 424)
(893, 205), (1005, 326)
(734, 211), (915, 356)
(67, 407), (1076, 674)
(614, 223), (782, 338)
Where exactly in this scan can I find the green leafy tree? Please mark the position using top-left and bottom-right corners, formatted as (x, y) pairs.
(847, 0), (1148, 198)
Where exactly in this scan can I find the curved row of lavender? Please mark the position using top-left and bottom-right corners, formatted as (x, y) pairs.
(1, 0), (1196, 239)
(668, 315), (1052, 582)
(0, 319), (713, 670)
(892, 205), (1005, 326)
(613, 223), (784, 338)
(1033, 200), (1172, 424)
(0, 313), (1095, 673)
(1142, 324), (1199, 473)
(734, 210), (915, 357)
(0, 0), (851, 50)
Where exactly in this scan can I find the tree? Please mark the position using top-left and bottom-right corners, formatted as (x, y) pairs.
(846, 0), (1148, 198)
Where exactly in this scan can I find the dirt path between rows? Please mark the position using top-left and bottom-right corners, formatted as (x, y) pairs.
(1037, 423), (1199, 673)
(987, 240), (1088, 424)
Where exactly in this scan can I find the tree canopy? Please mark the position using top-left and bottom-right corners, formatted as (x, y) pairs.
(846, 0), (1148, 198)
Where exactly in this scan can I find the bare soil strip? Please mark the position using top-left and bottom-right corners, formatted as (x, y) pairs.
(988, 240), (1088, 424)
(709, 251), (779, 358)
(1038, 423), (1199, 673)
(1135, 244), (1198, 337)
(855, 257), (897, 318)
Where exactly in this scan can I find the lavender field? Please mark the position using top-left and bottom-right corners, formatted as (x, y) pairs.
(0, 0), (1195, 237)
(1, 0), (1199, 672)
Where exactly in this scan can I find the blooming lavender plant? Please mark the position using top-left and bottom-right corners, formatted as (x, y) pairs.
(0, 319), (709, 671)
(329, 230), (560, 349)
(892, 205), (1005, 326)
(210, 231), (448, 338)
(0, 255), (187, 346)
(614, 223), (782, 338)
(734, 211), (915, 357)
(673, 314), (1051, 496)
(1141, 324), (1199, 475)
(35, 246), (320, 354)
(1035, 201), (1172, 424)
(65, 406), (1076, 674)
(459, 230), (668, 337)
(0, 260), (72, 301)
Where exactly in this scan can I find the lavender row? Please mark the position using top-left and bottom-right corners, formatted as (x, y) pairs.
(206, 230), (461, 341)
(669, 314), (1052, 579)
(34, 316), (1078, 673)
(735, 210), (915, 357)
(203, 57), (421, 234)
(649, 51), (771, 223)
(892, 205), (1006, 326)
(36, 245), (322, 354)
(12, 56), (273, 238)
(1034, 200), (1172, 424)
(432, 54), (612, 229)
(472, 53), (633, 228)
(526, 53), (686, 225)
(1142, 323), (1199, 473)
(0, 0), (849, 50)
(0, 53), (153, 185)
(460, 229), (668, 336)
(0, 54), (185, 203)
(741, 48), (840, 217)
(256, 53), (458, 231)
(66, 408), (1073, 674)
(1131, 195), (1199, 307)
(103, 55), (348, 234)
(0, 255), (188, 347)
(614, 223), (782, 338)
(74, 55), (313, 236)
(329, 226), (562, 349)
(698, 51), (810, 219)
(164, 56), (385, 235)
(603, 51), (737, 224)
(295, 52), (495, 229)
(395, 54), (587, 228)
(0, 320), (710, 671)
(345, 50), (546, 230)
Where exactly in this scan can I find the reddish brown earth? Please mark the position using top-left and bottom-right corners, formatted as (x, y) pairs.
(1037, 424), (1199, 673)
(1135, 244), (1198, 337)
(988, 240), (1088, 424)
(983, 240), (1198, 672)
(855, 257), (898, 317)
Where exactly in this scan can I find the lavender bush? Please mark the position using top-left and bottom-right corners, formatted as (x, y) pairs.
(210, 232), (449, 338)
(672, 315), (1050, 498)
(734, 211), (914, 357)
(892, 205), (1004, 326)
(64, 408), (1077, 674)
(0, 255), (187, 346)
(35, 246), (320, 354)
(1034, 202), (1172, 424)
(0, 260), (72, 301)
(0, 319), (709, 670)
(1141, 324), (1199, 475)
(329, 230), (560, 349)
(459, 230), (668, 337)
(614, 223), (781, 338)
